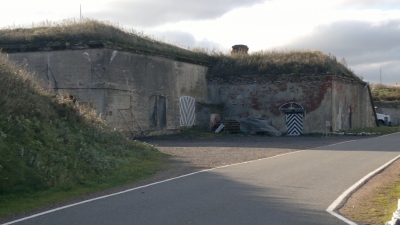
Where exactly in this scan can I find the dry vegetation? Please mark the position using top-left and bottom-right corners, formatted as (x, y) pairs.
(371, 84), (400, 101)
(0, 19), (359, 81)
(0, 19), (209, 64)
(207, 50), (359, 80)
(0, 53), (167, 217)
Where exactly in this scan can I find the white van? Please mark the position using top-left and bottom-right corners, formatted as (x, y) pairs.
(376, 113), (391, 126)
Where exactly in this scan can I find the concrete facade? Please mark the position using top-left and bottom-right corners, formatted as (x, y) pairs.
(8, 49), (208, 135)
(8, 48), (377, 136)
(208, 75), (376, 134)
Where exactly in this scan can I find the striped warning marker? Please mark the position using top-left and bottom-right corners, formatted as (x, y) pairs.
(180, 96), (196, 126)
(286, 113), (303, 135)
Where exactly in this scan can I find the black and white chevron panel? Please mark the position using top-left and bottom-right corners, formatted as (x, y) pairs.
(179, 96), (196, 126)
(286, 113), (303, 135)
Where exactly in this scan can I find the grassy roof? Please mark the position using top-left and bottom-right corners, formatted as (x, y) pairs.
(207, 50), (361, 81)
(0, 19), (360, 81)
(0, 53), (167, 216)
(0, 19), (210, 65)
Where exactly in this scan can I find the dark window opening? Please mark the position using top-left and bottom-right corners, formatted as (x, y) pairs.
(149, 95), (167, 128)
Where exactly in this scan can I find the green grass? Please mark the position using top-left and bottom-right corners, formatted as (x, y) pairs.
(0, 53), (169, 218)
(372, 182), (400, 224)
(336, 125), (400, 223)
(0, 157), (166, 217)
(347, 179), (400, 225)
(336, 126), (400, 136)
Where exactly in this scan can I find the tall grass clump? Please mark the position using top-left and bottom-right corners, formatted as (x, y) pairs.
(371, 84), (400, 101)
(0, 53), (167, 217)
(0, 18), (209, 64)
(207, 50), (358, 80)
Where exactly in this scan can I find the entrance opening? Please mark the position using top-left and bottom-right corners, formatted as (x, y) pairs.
(149, 95), (167, 128)
(180, 96), (196, 126)
(279, 102), (305, 136)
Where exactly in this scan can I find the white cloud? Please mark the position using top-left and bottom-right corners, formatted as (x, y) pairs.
(91, 0), (266, 27)
(144, 30), (222, 52)
(337, 0), (400, 9)
(282, 20), (400, 84)
(1, 0), (400, 84)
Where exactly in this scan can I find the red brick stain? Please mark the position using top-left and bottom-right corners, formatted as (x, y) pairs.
(250, 96), (261, 110)
(268, 77), (333, 115)
(222, 76), (340, 117)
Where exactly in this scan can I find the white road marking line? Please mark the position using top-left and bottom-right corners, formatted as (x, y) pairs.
(326, 154), (400, 225)
(325, 132), (400, 225)
(1, 150), (304, 225)
(5, 133), (397, 225)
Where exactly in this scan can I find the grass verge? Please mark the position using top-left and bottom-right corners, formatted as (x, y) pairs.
(0, 157), (167, 218)
(337, 126), (400, 224)
(0, 52), (169, 218)
(340, 166), (400, 225)
(334, 126), (400, 136)
(370, 181), (400, 224)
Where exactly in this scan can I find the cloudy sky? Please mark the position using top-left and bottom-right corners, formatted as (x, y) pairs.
(2, 0), (400, 84)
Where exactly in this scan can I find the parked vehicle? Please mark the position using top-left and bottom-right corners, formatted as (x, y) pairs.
(376, 113), (391, 126)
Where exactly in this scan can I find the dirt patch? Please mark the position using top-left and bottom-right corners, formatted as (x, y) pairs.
(339, 159), (400, 225)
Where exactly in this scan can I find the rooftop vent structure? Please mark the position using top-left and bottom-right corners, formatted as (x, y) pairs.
(231, 45), (249, 54)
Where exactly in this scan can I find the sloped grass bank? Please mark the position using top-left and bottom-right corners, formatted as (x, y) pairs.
(0, 54), (168, 217)
(0, 19), (210, 65)
(207, 50), (359, 80)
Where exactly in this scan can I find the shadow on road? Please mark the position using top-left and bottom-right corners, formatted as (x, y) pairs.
(8, 170), (346, 225)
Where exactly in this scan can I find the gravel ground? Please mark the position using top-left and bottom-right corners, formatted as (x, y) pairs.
(141, 135), (372, 173)
(1, 134), (373, 224)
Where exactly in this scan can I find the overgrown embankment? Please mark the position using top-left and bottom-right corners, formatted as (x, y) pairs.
(207, 50), (359, 81)
(0, 19), (209, 65)
(371, 84), (400, 101)
(0, 19), (359, 82)
(0, 54), (168, 217)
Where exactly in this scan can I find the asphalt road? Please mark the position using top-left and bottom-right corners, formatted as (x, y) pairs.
(5, 133), (400, 225)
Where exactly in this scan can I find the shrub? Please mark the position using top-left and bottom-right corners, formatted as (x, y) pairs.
(371, 84), (400, 101)
(207, 50), (359, 80)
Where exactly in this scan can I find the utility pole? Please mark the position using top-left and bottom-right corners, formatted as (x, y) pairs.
(80, 4), (82, 22)
(380, 69), (382, 84)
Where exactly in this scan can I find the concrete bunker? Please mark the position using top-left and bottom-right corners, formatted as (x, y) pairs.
(2, 24), (377, 136)
(207, 73), (377, 134)
(7, 48), (209, 137)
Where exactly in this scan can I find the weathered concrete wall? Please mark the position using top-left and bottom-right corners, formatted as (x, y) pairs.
(330, 78), (376, 131)
(374, 101), (400, 126)
(208, 75), (376, 133)
(8, 49), (376, 135)
(8, 48), (209, 134)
